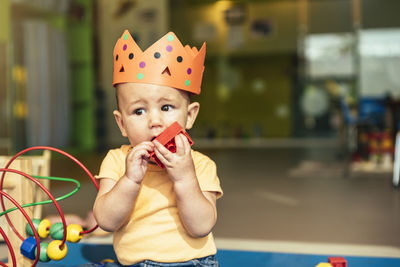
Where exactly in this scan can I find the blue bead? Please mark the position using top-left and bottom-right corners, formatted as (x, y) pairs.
(20, 236), (37, 260)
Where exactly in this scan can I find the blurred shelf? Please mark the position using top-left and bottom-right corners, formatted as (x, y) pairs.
(351, 161), (393, 174)
(192, 137), (337, 149)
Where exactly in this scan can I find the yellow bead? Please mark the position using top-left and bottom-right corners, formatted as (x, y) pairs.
(38, 219), (51, 239)
(66, 224), (83, 243)
(47, 240), (67, 261)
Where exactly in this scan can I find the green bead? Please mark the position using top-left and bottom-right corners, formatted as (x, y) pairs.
(137, 73), (144, 80)
(35, 242), (50, 262)
(167, 34), (174, 42)
(185, 80), (190, 86)
(50, 222), (64, 240)
(26, 219), (41, 236)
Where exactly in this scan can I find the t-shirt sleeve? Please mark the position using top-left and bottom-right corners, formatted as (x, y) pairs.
(96, 149), (125, 181)
(193, 151), (223, 199)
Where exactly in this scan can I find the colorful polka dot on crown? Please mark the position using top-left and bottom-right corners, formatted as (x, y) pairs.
(123, 34), (128, 40)
(123, 44), (127, 51)
(187, 68), (192, 74)
(185, 80), (190, 86)
(139, 61), (146, 68)
(177, 56), (183, 62)
(129, 53), (134, 59)
(137, 73), (144, 80)
(154, 52), (161, 59)
(166, 45), (173, 52)
(167, 34), (174, 42)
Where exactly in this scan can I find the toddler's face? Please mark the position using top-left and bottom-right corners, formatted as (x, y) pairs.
(113, 83), (199, 148)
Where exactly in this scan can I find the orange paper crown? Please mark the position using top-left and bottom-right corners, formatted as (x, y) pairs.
(113, 30), (206, 95)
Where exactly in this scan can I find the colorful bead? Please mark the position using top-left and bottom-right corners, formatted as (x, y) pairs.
(137, 73), (144, 80)
(123, 44), (127, 51)
(129, 53), (134, 59)
(35, 242), (50, 262)
(187, 68), (192, 75)
(123, 34), (128, 40)
(167, 34), (174, 41)
(38, 219), (51, 239)
(47, 240), (67, 261)
(26, 219), (40, 236)
(166, 45), (173, 52)
(21, 237), (37, 260)
(154, 52), (160, 59)
(139, 61), (146, 68)
(177, 56), (183, 63)
(185, 80), (190, 86)
(50, 222), (64, 240)
(66, 224), (83, 243)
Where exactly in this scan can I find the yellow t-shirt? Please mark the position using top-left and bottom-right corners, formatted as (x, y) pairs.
(97, 145), (223, 265)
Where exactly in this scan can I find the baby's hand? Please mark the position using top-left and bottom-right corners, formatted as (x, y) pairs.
(153, 133), (196, 183)
(125, 141), (154, 184)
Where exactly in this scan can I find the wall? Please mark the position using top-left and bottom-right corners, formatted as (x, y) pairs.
(362, 0), (400, 29)
(0, 0), (10, 152)
(0, 0), (10, 42)
(171, 0), (298, 138)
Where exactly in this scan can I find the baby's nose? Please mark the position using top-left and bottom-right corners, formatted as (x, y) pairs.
(148, 111), (163, 128)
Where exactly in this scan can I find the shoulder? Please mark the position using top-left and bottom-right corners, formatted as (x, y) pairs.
(100, 145), (130, 169)
(191, 150), (223, 197)
(105, 145), (131, 160)
(97, 145), (131, 180)
(191, 150), (216, 167)
(191, 149), (218, 175)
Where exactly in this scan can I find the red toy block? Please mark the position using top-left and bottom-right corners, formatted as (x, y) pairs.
(328, 257), (347, 267)
(149, 122), (193, 168)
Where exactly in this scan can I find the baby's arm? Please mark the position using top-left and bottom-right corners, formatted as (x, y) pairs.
(175, 184), (218, 238)
(93, 141), (154, 232)
(153, 134), (217, 237)
(93, 176), (141, 231)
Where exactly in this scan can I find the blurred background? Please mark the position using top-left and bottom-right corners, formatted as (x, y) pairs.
(1, 0), (400, 158)
(2, 0), (400, 262)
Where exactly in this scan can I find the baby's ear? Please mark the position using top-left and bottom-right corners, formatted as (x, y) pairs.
(113, 110), (128, 137)
(186, 102), (200, 130)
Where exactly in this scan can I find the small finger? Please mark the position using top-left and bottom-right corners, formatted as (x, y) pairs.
(153, 146), (168, 166)
(175, 134), (185, 156)
(153, 140), (170, 155)
(180, 133), (191, 154)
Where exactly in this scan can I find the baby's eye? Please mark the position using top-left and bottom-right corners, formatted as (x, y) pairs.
(134, 108), (145, 115)
(161, 105), (173, 111)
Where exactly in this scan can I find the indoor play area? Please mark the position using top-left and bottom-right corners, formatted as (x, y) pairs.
(1, 0), (400, 266)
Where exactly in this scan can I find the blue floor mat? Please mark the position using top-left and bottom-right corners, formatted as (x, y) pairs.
(217, 249), (400, 267)
(31, 243), (400, 267)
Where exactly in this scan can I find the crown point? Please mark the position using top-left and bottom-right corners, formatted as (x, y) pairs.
(113, 30), (206, 94)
